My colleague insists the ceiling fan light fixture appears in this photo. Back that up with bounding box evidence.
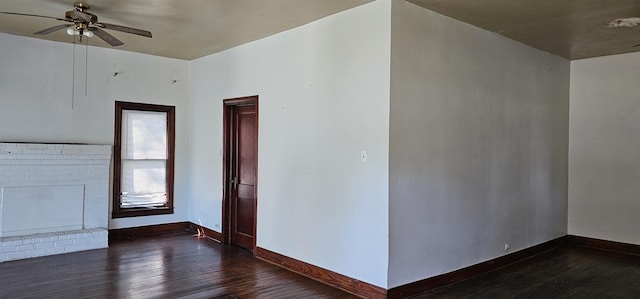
[1,2,151,47]
[66,27,93,38]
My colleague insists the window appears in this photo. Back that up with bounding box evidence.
[113,101,175,218]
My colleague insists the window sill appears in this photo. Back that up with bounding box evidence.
[112,207,174,219]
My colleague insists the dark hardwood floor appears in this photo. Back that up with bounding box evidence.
[412,245,640,298]
[0,233,357,299]
[2,233,640,299]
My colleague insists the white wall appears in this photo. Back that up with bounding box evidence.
[0,33,190,229]
[189,0,391,288]
[569,52,640,245]
[388,0,570,287]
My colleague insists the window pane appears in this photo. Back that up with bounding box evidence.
[122,110,167,160]
[121,160,167,208]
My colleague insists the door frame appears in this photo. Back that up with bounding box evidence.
[222,95,259,251]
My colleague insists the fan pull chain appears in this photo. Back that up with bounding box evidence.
[72,36,76,110]
[85,38,89,97]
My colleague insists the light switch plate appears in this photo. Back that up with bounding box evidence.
[360,151,367,162]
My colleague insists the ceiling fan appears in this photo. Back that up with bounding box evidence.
[0,2,152,46]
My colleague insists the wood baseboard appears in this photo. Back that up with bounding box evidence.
[188,223,223,242]
[109,222,223,244]
[109,222,191,243]
[387,236,567,299]
[255,247,387,299]
[568,235,640,255]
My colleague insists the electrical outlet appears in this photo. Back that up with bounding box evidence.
[504,243,511,251]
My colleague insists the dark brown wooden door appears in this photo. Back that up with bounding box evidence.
[224,97,258,251]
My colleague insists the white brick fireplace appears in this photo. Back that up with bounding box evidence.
[0,143,111,262]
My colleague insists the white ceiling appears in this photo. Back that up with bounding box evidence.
[0,0,373,60]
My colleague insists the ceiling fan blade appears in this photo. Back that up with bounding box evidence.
[90,27,124,46]
[0,11,68,22]
[34,24,74,35]
[96,22,152,38]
